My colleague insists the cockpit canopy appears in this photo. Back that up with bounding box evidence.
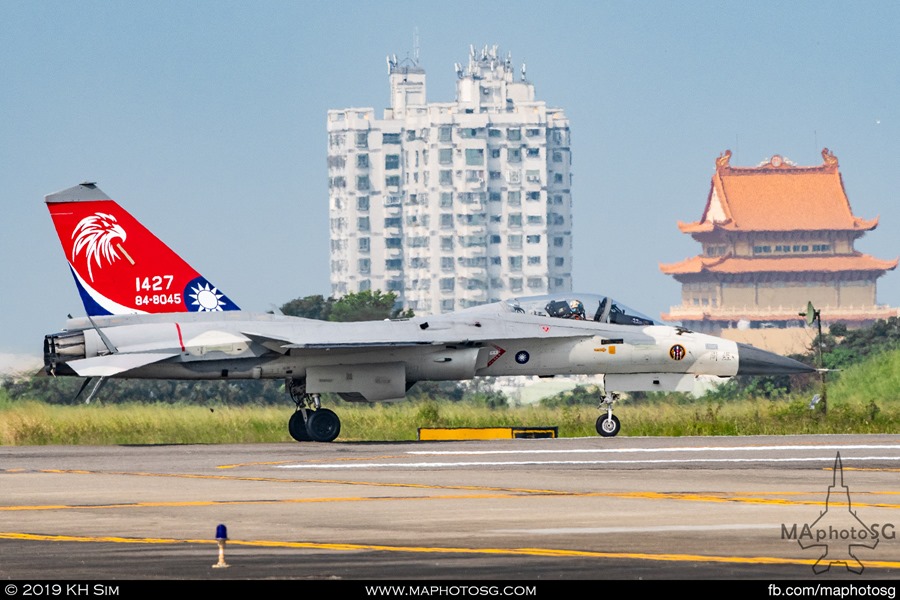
[504,293,658,326]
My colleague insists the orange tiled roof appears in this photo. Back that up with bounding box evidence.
[660,253,898,276]
[678,149,879,234]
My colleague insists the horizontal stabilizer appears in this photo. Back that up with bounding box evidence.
[66,352,179,377]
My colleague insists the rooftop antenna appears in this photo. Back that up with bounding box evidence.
[413,26,420,65]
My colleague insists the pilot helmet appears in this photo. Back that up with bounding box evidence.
[569,299,585,317]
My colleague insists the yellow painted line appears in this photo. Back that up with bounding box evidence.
[0,493,526,512]
[5,468,575,495]
[1,532,898,569]
[6,470,898,510]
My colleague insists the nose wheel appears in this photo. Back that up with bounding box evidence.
[596,393,621,437]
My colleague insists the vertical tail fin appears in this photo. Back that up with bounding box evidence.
[46,183,239,316]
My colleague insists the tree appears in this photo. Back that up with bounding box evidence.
[279,295,333,320]
[327,290,413,322]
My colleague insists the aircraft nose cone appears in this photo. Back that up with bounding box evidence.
[736,343,817,375]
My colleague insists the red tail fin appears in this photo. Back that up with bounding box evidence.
[46,183,239,316]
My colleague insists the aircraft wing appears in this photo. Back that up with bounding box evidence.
[64,352,180,377]
[242,320,597,355]
[242,331,437,354]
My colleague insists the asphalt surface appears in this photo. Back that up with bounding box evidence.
[1,434,899,584]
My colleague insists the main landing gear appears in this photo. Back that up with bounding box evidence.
[287,379,341,443]
[596,392,621,437]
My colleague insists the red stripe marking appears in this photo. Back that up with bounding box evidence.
[175,322,185,352]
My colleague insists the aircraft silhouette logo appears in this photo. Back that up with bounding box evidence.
[796,453,879,574]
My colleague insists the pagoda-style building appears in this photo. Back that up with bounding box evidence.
[660,148,897,351]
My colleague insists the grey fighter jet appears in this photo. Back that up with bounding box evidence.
[42,183,815,441]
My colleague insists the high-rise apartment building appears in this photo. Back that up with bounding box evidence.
[327,45,573,314]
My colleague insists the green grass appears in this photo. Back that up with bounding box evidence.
[2,347,898,445]
[1,394,898,445]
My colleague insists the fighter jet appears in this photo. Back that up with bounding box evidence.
[42,183,816,442]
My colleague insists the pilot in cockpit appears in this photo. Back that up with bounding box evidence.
[568,299,586,320]
[545,299,586,320]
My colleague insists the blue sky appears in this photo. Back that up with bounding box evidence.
[2,1,898,357]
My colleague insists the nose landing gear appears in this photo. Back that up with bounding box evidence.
[596,392,621,437]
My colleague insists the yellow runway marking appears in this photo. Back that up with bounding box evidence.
[4,469,900,511]
[1,532,898,569]
[0,493,527,512]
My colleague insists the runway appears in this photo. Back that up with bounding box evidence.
[1,434,899,581]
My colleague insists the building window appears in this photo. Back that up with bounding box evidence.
[488,128,502,138]
[508,191,521,205]
[527,277,543,288]
[527,215,544,225]
[526,128,541,137]
[507,129,521,141]
[439,148,453,164]
[440,192,453,208]
[441,257,454,271]
[386,279,403,291]
[440,170,453,185]
[385,154,400,169]
[527,256,542,266]
[510,277,523,292]
[355,132,368,148]
[386,175,400,187]
[552,151,563,162]
[356,175,370,191]
[465,149,484,165]
[526,148,540,158]
[509,256,523,271]
[508,234,523,249]
[554,257,564,267]
[440,277,455,292]
[441,236,454,251]
[441,299,455,311]
[526,235,541,244]
[490,256,501,266]
[386,259,402,271]
[554,237,564,247]
[357,217,370,231]
[356,196,369,211]
[489,191,501,202]
[382,133,400,144]
[358,258,370,274]
[490,234,501,244]
[490,148,500,159]
[439,126,452,142]
[385,237,402,248]
[358,237,370,252]
[384,217,402,229]
[356,154,369,168]
[440,213,453,229]
[526,191,541,201]
[359,279,371,292]
[508,148,522,163]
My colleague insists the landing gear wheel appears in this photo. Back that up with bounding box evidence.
[306,408,341,443]
[596,414,621,437]
[289,410,311,442]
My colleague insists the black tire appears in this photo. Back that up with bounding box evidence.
[596,414,621,437]
[289,410,311,442]
[306,408,341,442]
